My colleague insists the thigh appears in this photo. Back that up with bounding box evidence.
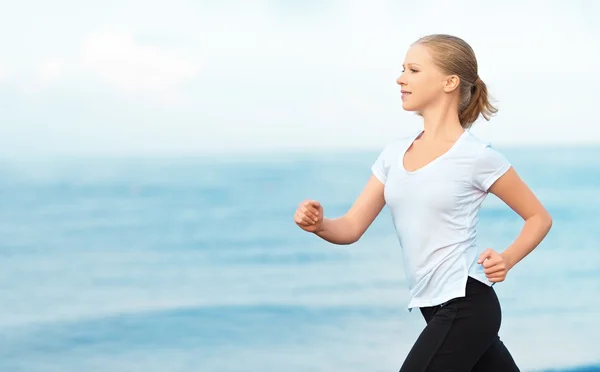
[471,336,520,372]
[426,302,499,372]
[399,304,462,372]
[399,305,495,371]
[400,278,503,372]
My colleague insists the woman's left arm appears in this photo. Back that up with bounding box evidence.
[485,166,553,272]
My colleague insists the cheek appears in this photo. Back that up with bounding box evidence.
[402,77,438,110]
[415,76,440,98]
[407,74,424,92]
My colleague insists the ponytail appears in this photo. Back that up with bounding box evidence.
[459,77,498,129]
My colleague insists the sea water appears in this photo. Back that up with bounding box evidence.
[0,145,598,371]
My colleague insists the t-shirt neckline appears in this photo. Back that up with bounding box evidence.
[400,129,468,174]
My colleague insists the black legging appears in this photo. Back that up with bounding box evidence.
[399,276,520,371]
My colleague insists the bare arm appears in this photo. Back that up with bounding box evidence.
[488,167,553,270]
[314,175,386,245]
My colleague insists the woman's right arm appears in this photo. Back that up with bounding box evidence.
[314,175,386,245]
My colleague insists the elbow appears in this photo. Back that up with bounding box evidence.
[341,215,363,245]
[545,213,553,232]
[540,210,553,234]
[347,232,362,245]
[341,229,361,246]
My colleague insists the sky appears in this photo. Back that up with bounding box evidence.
[1,0,599,158]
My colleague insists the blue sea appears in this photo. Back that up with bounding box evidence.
[0,145,599,372]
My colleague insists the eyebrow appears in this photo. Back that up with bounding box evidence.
[402,63,421,68]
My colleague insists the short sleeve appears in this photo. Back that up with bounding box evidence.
[472,145,511,192]
[371,144,390,184]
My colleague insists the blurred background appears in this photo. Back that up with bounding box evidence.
[1,0,599,371]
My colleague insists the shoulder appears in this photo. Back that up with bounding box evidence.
[457,131,509,163]
[461,131,512,191]
[460,131,499,155]
[371,131,418,183]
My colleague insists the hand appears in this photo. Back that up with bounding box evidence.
[477,248,512,283]
[294,199,323,233]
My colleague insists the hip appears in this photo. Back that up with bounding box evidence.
[419,276,502,333]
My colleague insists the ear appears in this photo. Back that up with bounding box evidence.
[443,75,460,93]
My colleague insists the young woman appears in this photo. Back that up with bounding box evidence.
[293,34,552,371]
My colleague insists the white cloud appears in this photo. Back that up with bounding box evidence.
[0,0,599,157]
[79,29,201,105]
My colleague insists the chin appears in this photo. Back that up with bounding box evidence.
[402,101,420,112]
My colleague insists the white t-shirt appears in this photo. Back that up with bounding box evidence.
[371,129,512,310]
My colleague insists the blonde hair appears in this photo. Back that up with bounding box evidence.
[414,34,498,128]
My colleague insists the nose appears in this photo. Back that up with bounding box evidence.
[396,73,406,86]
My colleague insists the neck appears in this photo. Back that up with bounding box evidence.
[419,100,464,142]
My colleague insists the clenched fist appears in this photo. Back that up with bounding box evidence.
[477,248,513,283]
[294,199,324,233]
